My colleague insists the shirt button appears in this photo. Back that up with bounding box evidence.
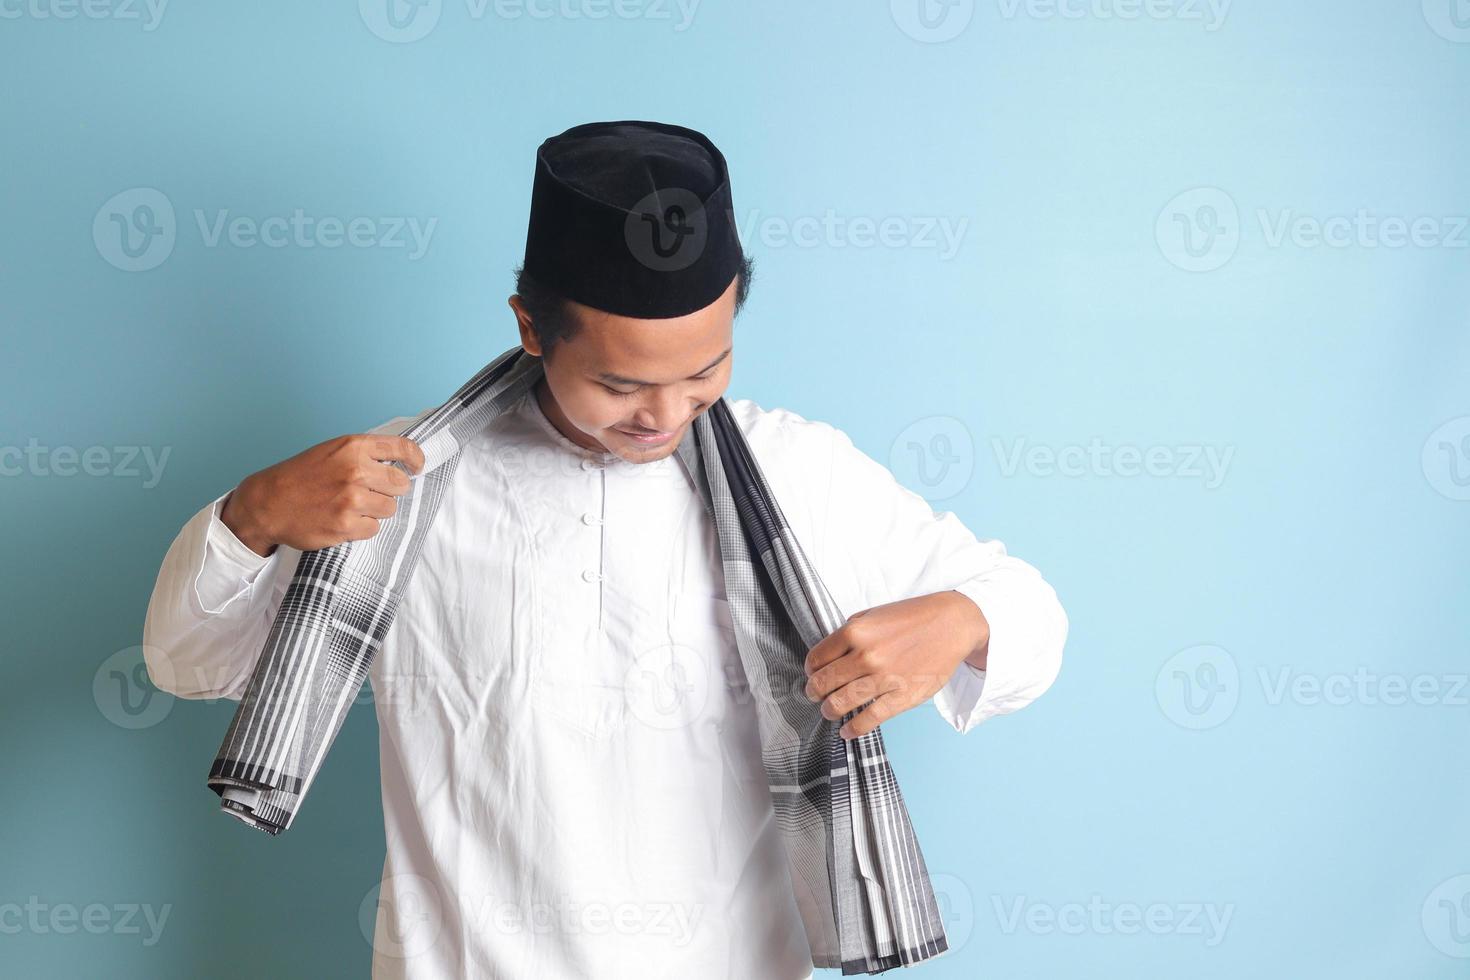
[581,458,601,471]
[581,569,602,583]
[581,513,602,526]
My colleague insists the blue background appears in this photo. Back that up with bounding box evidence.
[3,1,1468,976]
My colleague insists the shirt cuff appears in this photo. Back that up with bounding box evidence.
[931,576,1064,735]
[194,488,275,615]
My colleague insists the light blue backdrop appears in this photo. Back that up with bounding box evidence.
[2,1,1467,977]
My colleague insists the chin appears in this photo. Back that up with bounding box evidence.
[611,428,684,460]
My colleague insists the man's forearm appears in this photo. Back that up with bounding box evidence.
[945,589,990,671]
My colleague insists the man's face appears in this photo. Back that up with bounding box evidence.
[512,276,736,464]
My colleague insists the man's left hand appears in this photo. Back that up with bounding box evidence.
[803,590,990,740]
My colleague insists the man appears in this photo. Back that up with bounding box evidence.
[143,120,1067,979]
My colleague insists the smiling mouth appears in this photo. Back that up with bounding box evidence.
[616,426,676,443]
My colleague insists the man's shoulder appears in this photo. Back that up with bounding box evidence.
[723,397,856,475]
[366,406,436,438]
[725,396,843,444]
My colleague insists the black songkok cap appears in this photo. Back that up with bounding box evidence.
[521,120,744,319]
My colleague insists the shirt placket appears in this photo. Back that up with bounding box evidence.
[579,455,607,631]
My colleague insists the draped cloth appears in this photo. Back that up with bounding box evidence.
[205,344,949,974]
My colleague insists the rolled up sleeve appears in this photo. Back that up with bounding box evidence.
[816,424,1068,735]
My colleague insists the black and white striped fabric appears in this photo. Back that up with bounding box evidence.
[207,344,949,974]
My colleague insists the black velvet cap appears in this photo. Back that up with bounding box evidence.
[521,120,744,319]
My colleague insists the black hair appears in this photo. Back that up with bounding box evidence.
[513,253,756,359]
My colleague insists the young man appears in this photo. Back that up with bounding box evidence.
[143,120,1067,979]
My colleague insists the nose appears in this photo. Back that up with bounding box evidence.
[630,387,699,433]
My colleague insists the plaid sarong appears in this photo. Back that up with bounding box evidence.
[206,344,949,974]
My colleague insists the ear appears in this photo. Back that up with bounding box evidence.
[508,295,541,357]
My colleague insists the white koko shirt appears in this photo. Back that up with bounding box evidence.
[143,386,1068,980]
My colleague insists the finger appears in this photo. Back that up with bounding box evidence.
[355,488,399,520]
[818,671,905,724]
[359,457,414,497]
[804,647,867,704]
[804,626,855,678]
[839,689,911,739]
[343,515,383,542]
[364,435,426,476]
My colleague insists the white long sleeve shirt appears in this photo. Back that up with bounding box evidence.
[142,386,1067,980]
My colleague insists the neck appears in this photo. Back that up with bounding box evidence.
[533,376,610,455]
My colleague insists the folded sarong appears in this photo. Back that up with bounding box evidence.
[206,344,948,974]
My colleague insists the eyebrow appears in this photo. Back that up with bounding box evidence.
[595,347,732,386]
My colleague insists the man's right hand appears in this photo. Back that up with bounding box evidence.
[220,434,427,558]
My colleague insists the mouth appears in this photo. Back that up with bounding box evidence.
[614,426,677,446]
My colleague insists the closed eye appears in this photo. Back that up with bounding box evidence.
[602,370,717,397]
